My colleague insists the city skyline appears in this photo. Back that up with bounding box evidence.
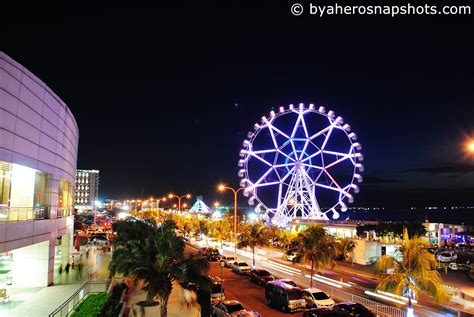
[2,3,473,207]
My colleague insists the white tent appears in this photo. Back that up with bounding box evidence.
[189,196,211,214]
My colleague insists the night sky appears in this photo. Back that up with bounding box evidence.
[2,2,474,209]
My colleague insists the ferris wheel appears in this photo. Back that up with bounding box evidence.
[238,103,364,226]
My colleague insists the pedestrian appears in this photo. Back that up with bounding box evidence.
[77,262,84,281]
[65,262,70,274]
[72,259,75,270]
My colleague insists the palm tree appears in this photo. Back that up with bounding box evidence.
[294,224,335,288]
[109,220,210,317]
[193,217,209,238]
[375,228,448,309]
[335,238,356,263]
[265,225,281,244]
[237,222,269,266]
[208,219,231,251]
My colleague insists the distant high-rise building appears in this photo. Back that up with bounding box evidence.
[74,169,100,211]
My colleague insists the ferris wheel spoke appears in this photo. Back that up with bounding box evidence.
[248,149,278,155]
[251,166,277,188]
[321,121,335,150]
[280,165,296,183]
[266,124,279,149]
[300,112,310,138]
[266,121,291,140]
[251,181,281,189]
[324,154,357,169]
[273,163,297,169]
[323,169,342,190]
[301,163,324,171]
[309,119,336,141]
[314,182,351,198]
[298,139,310,161]
[247,151,273,167]
[277,149,296,162]
[300,149,322,163]
[322,150,357,157]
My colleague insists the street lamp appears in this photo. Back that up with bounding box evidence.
[468,141,474,153]
[218,184,245,255]
[168,193,191,211]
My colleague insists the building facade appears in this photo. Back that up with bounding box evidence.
[74,169,99,211]
[0,51,79,286]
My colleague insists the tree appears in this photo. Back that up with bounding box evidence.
[335,238,356,263]
[294,224,335,288]
[193,217,209,237]
[375,228,448,308]
[208,219,231,250]
[108,220,210,317]
[237,222,269,266]
[265,225,281,243]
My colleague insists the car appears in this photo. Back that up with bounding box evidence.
[303,307,340,317]
[276,278,298,287]
[212,300,246,317]
[302,288,335,308]
[437,251,457,263]
[334,302,375,316]
[220,256,236,268]
[232,262,252,275]
[248,269,275,285]
[198,247,209,256]
[211,281,225,304]
[231,310,262,317]
[207,248,221,261]
[265,280,307,312]
[286,252,297,261]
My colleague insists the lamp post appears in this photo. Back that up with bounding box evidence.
[218,184,245,255]
[168,193,191,211]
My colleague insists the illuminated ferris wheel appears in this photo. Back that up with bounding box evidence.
[238,103,364,226]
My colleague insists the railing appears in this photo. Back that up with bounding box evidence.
[49,281,108,317]
[57,207,71,218]
[0,206,49,222]
[310,279,407,317]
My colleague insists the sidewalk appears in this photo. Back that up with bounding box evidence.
[0,245,111,317]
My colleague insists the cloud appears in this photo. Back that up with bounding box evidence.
[404,162,474,175]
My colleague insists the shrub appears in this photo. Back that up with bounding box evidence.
[71,292,111,317]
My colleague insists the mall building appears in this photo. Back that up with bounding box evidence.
[74,169,100,211]
[0,51,78,287]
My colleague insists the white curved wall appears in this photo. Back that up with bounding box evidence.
[0,51,79,286]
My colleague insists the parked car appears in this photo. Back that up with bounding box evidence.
[276,278,298,287]
[212,300,246,317]
[231,310,262,317]
[198,247,210,256]
[207,248,221,261]
[211,281,225,304]
[265,280,307,312]
[334,302,375,316]
[286,252,297,261]
[220,256,236,268]
[248,269,275,285]
[232,262,252,275]
[437,251,457,263]
[303,288,335,308]
[303,307,340,317]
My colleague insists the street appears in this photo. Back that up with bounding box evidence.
[208,260,301,317]
[188,241,464,317]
